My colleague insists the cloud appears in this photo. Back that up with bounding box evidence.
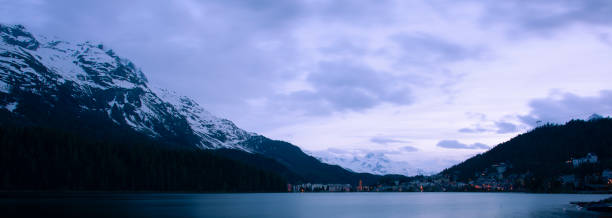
[436,140,489,150]
[458,127,489,133]
[303,0,400,26]
[459,121,519,134]
[326,147,349,154]
[370,136,408,145]
[279,60,414,114]
[519,90,612,126]
[465,112,487,121]
[391,33,484,64]
[477,0,612,35]
[495,121,518,134]
[400,146,419,152]
[275,32,481,115]
[318,39,369,56]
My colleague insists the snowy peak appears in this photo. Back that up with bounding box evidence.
[44,40,148,89]
[0,23,254,151]
[0,24,39,50]
[73,43,148,88]
[1,24,147,91]
[310,150,425,176]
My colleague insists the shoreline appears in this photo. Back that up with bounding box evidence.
[0,190,610,195]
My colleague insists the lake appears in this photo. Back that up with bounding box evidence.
[1,193,610,218]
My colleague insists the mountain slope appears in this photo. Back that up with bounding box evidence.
[0,120,287,192]
[442,118,612,184]
[0,24,380,185]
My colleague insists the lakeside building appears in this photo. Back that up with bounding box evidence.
[572,153,598,168]
[290,183,352,192]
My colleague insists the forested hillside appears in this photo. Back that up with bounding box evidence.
[0,122,287,192]
[442,118,612,191]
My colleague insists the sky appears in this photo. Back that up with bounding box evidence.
[2,0,612,173]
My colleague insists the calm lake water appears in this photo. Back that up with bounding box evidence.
[1,193,611,218]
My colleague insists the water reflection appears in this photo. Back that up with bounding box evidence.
[1,193,609,218]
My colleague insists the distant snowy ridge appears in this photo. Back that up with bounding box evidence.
[308,150,429,176]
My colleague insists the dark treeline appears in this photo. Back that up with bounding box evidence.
[211,149,306,183]
[0,124,287,192]
[442,118,612,191]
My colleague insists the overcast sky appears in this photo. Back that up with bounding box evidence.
[3,0,612,172]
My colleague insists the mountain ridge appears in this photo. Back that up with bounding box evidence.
[309,150,429,176]
[0,23,385,185]
[0,23,261,150]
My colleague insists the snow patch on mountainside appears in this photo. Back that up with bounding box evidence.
[4,102,17,112]
[153,87,256,151]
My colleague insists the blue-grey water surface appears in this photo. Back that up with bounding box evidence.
[1,193,611,218]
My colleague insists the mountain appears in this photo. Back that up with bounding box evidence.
[0,24,253,150]
[0,24,381,185]
[441,118,612,191]
[309,150,427,176]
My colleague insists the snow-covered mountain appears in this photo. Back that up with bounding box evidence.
[0,24,402,182]
[309,150,429,176]
[0,24,255,151]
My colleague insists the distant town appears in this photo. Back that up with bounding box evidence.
[290,153,612,193]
